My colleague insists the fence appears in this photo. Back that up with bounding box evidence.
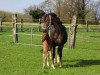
[0,14,100,48]
[85,20,100,32]
[0,18,100,32]
[0,18,3,32]
[12,14,42,46]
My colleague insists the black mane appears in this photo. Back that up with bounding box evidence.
[49,13,66,32]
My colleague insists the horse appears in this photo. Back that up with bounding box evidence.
[42,13,68,68]
[42,30,55,69]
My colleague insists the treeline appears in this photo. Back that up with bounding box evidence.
[0,10,32,22]
[0,0,100,24]
[24,0,100,24]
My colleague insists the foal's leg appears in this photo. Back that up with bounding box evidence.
[48,50,55,69]
[43,50,47,69]
[43,41,48,69]
[47,52,49,67]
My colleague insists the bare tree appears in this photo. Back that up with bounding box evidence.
[85,0,100,21]
[53,0,63,17]
[39,0,54,13]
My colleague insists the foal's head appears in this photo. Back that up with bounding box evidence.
[42,14,51,29]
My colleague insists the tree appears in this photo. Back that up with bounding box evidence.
[67,0,78,48]
[86,0,100,21]
[24,5,45,22]
[39,0,54,13]
[29,9,45,19]
[53,0,62,17]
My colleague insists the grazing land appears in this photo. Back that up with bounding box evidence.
[0,25,100,75]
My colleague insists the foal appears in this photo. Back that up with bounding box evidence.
[42,31,55,69]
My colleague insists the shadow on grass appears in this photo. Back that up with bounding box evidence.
[62,59,100,68]
[90,36,100,38]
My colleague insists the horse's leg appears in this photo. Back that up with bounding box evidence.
[52,45,56,64]
[43,50,47,69]
[57,51,60,63]
[48,50,55,69]
[57,45,63,67]
[42,41,48,69]
[47,52,49,67]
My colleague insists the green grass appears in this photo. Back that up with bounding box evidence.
[0,29,100,75]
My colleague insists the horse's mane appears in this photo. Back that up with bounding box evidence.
[49,13,66,32]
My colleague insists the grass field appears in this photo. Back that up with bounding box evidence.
[0,28,100,75]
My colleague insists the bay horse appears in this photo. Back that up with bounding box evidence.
[42,13,67,68]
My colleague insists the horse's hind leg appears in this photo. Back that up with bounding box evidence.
[57,46,63,67]
[52,45,56,63]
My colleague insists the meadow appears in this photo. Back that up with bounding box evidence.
[0,25,100,75]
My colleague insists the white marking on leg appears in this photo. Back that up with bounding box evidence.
[57,55,60,63]
[51,64,55,69]
[43,63,45,69]
[43,53,46,69]
[54,58,56,63]
[49,51,55,69]
[47,56,49,67]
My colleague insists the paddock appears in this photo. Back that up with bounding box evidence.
[0,29,100,75]
[0,14,100,75]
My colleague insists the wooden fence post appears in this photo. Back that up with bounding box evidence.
[68,26,71,48]
[39,18,41,31]
[86,20,88,32]
[69,15,78,49]
[0,18,3,32]
[12,14,18,43]
[20,18,23,32]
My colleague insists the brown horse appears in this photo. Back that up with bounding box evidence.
[42,13,67,68]
[42,31,55,69]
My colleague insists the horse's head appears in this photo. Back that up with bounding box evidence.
[41,13,65,37]
[42,14,52,30]
[42,13,62,29]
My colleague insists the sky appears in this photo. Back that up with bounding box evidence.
[0,0,99,13]
[0,0,44,13]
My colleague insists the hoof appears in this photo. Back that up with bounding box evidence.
[47,63,49,67]
[51,65,55,69]
[59,65,62,68]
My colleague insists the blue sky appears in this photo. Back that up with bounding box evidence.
[0,0,44,13]
[0,0,99,13]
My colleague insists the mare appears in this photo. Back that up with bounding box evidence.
[42,13,67,68]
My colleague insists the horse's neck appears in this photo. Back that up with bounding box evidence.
[53,23,61,33]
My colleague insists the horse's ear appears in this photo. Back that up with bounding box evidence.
[42,14,48,20]
[40,12,45,18]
